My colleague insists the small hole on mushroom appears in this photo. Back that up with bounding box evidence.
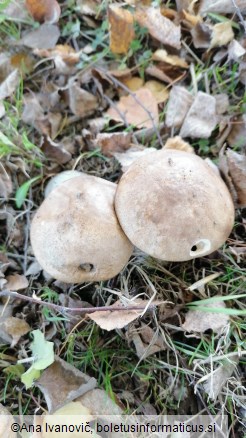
[79,263,94,272]
[190,239,211,257]
[191,245,197,252]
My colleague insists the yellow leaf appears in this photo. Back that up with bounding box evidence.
[152,49,189,68]
[210,22,234,48]
[144,80,169,103]
[108,6,135,54]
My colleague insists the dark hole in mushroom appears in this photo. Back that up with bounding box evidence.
[79,263,94,272]
[191,245,197,252]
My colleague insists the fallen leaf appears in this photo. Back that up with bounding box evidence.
[107,88,159,129]
[152,49,189,68]
[191,22,212,48]
[0,69,19,100]
[21,329,55,389]
[20,24,60,49]
[182,300,229,333]
[135,7,181,49]
[180,91,217,138]
[227,114,246,148]
[145,65,173,84]
[0,168,12,199]
[0,403,16,438]
[93,132,132,156]
[182,9,202,26]
[121,76,144,91]
[188,272,222,293]
[113,146,157,172]
[1,317,30,347]
[25,0,61,23]
[41,136,72,165]
[176,0,200,13]
[203,356,238,400]
[0,304,13,344]
[129,323,166,359]
[199,0,246,14]
[163,136,195,153]
[226,149,246,207]
[87,299,148,331]
[36,356,96,412]
[68,82,98,117]
[228,39,246,61]
[144,80,169,103]
[108,5,135,54]
[215,93,229,114]
[76,0,100,16]
[77,388,123,415]
[5,274,29,291]
[0,101,5,118]
[210,22,234,48]
[165,86,194,128]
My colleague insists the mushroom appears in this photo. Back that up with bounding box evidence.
[44,170,81,198]
[31,174,133,283]
[115,149,235,261]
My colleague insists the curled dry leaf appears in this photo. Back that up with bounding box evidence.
[92,132,132,156]
[41,136,72,165]
[152,49,189,68]
[165,86,194,128]
[108,5,135,54]
[113,146,157,172]
[20,24,60,49]
[0,403,16,438]
[68,82,98,118]
[180,91,217,138]
[0,317,30,347]
[107,88,159,129]
[199,0,246,14]
[210,22,234,49]
[0,69,19,100]
[0,168,12,199]
[182,300,229,333]
[191,22,212,48]
[5,274,28,291]
[163,136,195,153]
[135,7,181,49]
[25,0,61,23]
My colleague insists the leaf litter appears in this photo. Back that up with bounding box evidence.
[0,0,245,433]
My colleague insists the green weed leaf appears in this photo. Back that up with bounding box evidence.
[15,176,40,208]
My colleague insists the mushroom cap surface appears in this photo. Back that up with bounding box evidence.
[44,170,81,198]
[115,149,235,261]
[31,175,133,283]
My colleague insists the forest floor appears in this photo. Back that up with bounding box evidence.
[0,1,246,437]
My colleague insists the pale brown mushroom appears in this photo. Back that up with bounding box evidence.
[31,174,133,283]
[115,149,235,261]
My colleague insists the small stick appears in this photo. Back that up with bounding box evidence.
[0,290,156,315]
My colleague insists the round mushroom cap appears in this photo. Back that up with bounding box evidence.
[115,149,235,261]
[31,174,133,283]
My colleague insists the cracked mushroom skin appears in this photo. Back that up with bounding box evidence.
[115,149,235,261]
[30,175,133,283]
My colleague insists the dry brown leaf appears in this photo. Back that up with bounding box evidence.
[87,299,147,331]
[176,0,200,13]
[68,82,98,118]
[203,356,238,400]
[191,22,212,48]
[182,300,229,333]
[1,317,30,347]
[5,274,28,291]
[210,22,234,48]
[113,146,157,172]
[182,10,202,26]
[145,65,173,84]
[25,0,61,23]
[21,24,60,49]
[0,69,19,100]
[152,49,189,68]
[121,76,144,91]
[226,149,246,207]
[165,86,194,128]
[0,168,12,199]
[135,7,181,48]
[41,136,72,165]
[144,80,169,103]
[199,0,246,14]
[107,88,159,129]
[36,356,97,412]
[180,91,217,138]
[129,323,166,359]
[215,93,229,115]
[0,403,16,438]
[163,136,195,153]
[108,6,135,54]
[93,132,132,156]
[34,45,80,66]
[227,115,246,148]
